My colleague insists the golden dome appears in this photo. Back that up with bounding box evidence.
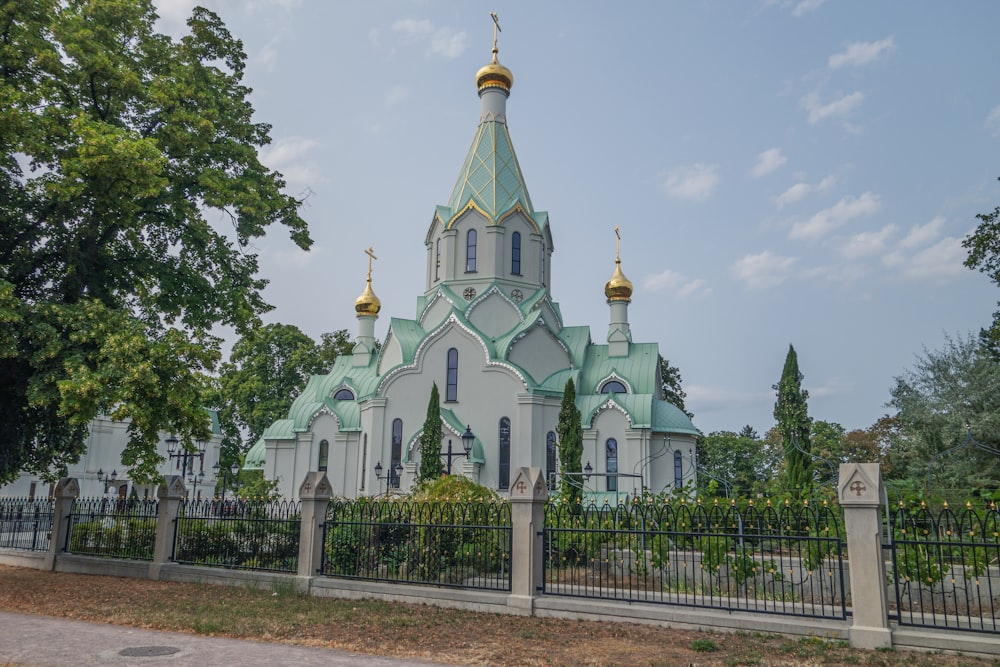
[605,260,633,302]
[476,51,513,93]
[355,278,381,316]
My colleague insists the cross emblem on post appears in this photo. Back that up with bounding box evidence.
[849,480,867,497]
[515,480,527,494]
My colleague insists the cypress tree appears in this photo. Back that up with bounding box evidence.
[556,378,584,506]
[773,344,812,494]
[418,383,444,481]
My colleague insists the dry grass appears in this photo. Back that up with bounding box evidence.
[0,565,995,667]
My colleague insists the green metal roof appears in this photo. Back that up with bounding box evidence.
[445,120,534,225]
[579,342,661,395]
[651,398,700,436]
[575,393,697,436]
[244,438,266,470]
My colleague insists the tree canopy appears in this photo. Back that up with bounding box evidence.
[418,383,443,482]
[0,1,310,482]
[773,344,812,494]
[964,179,1000,345]
[556,378,583,506]
[658,355,691,418]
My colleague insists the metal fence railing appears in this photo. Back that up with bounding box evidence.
[884,501,1000,633]
[172,499,301,573]
[543,498,847,620]
[0,498,55,552]
[65,498,158,560]
[320,499,512,591]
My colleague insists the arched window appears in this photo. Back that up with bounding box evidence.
[498,417,511,490]
[546,431,557,491]
[600,380,627,395]
[391,419,403,489]
[606,438,618,492]
[435,238,441,281]
[446,348,459,401]
[466,229,477,272]
[674,450,684,490]
[318,439,329,472]
[511,231,521,275]
[361,434,367,491]
[333,388,354,400]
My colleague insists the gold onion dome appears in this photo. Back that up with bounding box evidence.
[476,50,513,93]
[355,278,381,315]
[605,260,634,302]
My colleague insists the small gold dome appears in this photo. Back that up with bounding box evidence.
[476,52,513,93]
[605,261,633,302]
[355,279,381,316]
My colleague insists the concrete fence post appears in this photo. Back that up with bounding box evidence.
[47,477,80,570]
[297,472,333,582]
[508,466,547,613]
[838,462,891,650]
[149,476,185,580]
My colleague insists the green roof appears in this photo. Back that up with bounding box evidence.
[576,393,699,436]
[446,120,534,224]
[580,342,661,395]
[244,438,266,470]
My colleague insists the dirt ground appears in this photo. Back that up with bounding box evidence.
[0,566,995,667]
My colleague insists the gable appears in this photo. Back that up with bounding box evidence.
[507,323,572,384]
[468,289,523,338]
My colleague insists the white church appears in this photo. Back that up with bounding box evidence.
[246,32,700,500]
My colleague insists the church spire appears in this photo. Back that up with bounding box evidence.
[605,227,633,356]
[353,246,380,366]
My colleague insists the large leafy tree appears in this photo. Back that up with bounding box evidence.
[214,325,352,462]
[964,180,1000,345]
[696,427,778,497]
[887,333,1000,498]
[773,345,812,494]
[556,378,583,506]
[418,383,443,482]
[0,1,310,483]
[658,355,691,418]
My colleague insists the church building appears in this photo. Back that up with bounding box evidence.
[246,29,700,500]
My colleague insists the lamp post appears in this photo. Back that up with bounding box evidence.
[375,461,404,496]
[442,425,475,474]
[165,436,206,498]
[187,469,205,502]
[583,461,593,481]
[212,460,241,500]
[96,468,117,495]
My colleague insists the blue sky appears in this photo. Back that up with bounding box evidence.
[154,1,1000,436]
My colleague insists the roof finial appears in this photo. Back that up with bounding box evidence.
[614,226,622,264]
[364,245,377,282]
[490,12,501,61]
[355,246,381,315]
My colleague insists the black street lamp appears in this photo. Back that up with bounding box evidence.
[96,468,117,495]
[583,461,594,481]
[165,435,206,482]
[212,460,241,500]
[375,461,404,495]
[442,425,475,474]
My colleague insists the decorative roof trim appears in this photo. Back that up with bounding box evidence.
[507,316,571,359]
[466,285,526,323]
[597,372,632,395]
[307,405,342,431]
[417,289,460,327]
[586,398,634,428]
[444,199,541,234]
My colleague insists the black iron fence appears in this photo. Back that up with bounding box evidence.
[885,501,1000,633]
[65,498,158,560]
[172,499,301,572]
[0,497,54,552]
[543,498,847,620]
[320,499,512,591]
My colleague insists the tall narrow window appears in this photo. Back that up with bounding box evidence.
[318,439,329,472]
[446,348,459,401]
[546,431,557,491]
[466,229,477,272]
[511,231,521,275]
[391,419,403,489]
[361,434,367,491]
[541,242,546,286]
[498,417,511,490]
[435,238,441,280]
[674,450,684,490]
[606,438,618,492]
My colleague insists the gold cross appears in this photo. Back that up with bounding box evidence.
[364,246,377,281]
[490,12,501,56]
[614,226,622,262]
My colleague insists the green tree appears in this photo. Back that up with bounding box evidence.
[556,378,584,506]
[214,324,352,465]
[0,1,310,483]
[963,180,1000,345]
[418,383,443,482]
[658,355,691,418]
[773,344,812,494]
[809,420,847,486]
[887,333,1000,498]
[697,428,774,497]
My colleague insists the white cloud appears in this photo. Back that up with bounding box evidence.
[800,91,864,124]
[259,136,323,194]
[828,37,895,69]
[986,105,1000,137]
[385,85,411,106]
[730,251,799,289]
[792,0,826,16]
[895,237,968,280]
[751,148,787,178]
[901,216,946,249]
[839,224,898,259]
[642,270,711,299]
[776,174,835,208]
[662,163,719,202]
[390,19,467,59]
[789,191,880,241]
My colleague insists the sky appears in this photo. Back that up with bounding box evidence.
[153,0,1000,437]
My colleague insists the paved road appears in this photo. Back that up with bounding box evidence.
[0,611,448,666]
